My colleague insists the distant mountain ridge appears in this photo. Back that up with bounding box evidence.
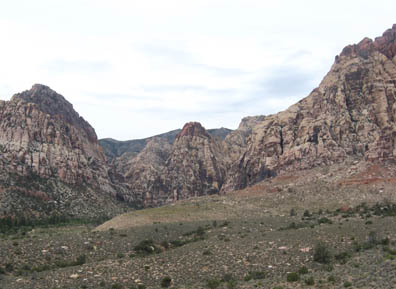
[99,127,232,162]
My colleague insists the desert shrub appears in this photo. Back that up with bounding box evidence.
[170,239,186,247]
[328,275,336,282]
[313,242,332,264]
[160,276,172,288]
[383,246,396,255]
[203,249,212,255]
[134,239,161,255]
[117,253,125,259]
[111,284,122,289]
[5,263,13,272]
[136,284,146,289]
[220,221,230,227]
[303,210,311,217]
[226,280,237,289]
[335,251,351,264]
[160,240,169,249]
[318,217,332,225]
[196,226,205,237]
[298,266,308,275]
[304,276,315,285]
[286,272,299,282]
[245,271,265,280]
[74,254,86,266]
[344,281,352,287]
[207,278,221,289]
[321,264,334,272]
[222,273,234,282]
[381,237,390,246]
[0,266,5,274]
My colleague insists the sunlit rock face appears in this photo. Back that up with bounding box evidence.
[221,24,396,192]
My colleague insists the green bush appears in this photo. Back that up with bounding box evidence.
[134,239,161,255]
[344,281,352,287]
[313,242,332,264]
[207,278,221,289]
[298,266,308,275]
[328,275,336,282]
[286,272,299,282]
[160,276,172,288]
[304,276,315,285]
[318,217,333,224]
[335,251,351,264]
[74,254,86,266]
[244,271,265,280]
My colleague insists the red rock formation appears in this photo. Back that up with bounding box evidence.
[222,24,396,192]
[0,84,126,218]
[176,122,210,139]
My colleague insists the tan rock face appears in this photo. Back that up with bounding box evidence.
[222,25,396,192]
[115,122,227,207]
[0,84,107,185]
[0,84,126,217]
[159,122,226,203]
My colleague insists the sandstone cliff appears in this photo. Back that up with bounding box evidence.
[221,24,396,192]
[0,84,126,218]
[108,122,227,207]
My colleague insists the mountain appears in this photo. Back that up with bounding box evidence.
[99,127,232,163]
[221,24,396,192]
[0,84,127,219]
[1,25,396,218]
[104,122,228,207]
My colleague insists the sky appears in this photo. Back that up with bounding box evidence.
[0,0,395,140]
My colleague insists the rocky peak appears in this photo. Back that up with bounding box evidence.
[339,24,396,61]
[222,25,396,193]
[11,84,97,143]
[176,122,210,139]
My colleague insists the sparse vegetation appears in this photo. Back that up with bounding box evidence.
[2,184,396,288]
[313,242,332,264]
[286,272,299,282]
[160,276,172,288]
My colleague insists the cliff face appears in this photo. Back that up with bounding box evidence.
[158,122,226,204]
[0,84,126,218]
[112,122,227,207]
[221,24,396,192]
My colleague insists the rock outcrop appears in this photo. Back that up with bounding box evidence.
[0,84,126,218]
[157,122,226,204]
[109,122,227,207]
[221,24,396,192]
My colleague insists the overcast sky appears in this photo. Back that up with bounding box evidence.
[0,0,395,140]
